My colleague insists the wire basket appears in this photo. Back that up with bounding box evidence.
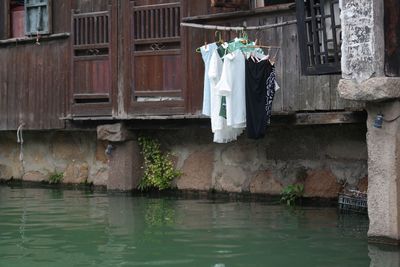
[338,191,367,214]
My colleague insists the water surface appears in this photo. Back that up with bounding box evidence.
[0,186,399,267]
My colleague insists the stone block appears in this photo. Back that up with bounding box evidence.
[0,164,14,179]
[215,166,247,193]
[107,140,142,191]
[96,140,108,163]
[63,161,89,184]
[249,170,283,195]
[177,149,213,190]
[97,123,134,142]
[23,171,48,182]
[51,132,87,161]
[338,78,400,101]
[303,170,342,198]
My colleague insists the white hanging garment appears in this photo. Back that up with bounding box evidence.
[200,43,218,116]
[216,49,247,129]
[208,49,242,143]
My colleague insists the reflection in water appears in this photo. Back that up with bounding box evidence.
[0,186,399,267]
[369,244,400,267]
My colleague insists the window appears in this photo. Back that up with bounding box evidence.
[296,0,341,75]
[0,0,52,39]
[252,0,294,8]
[10,0,25,38]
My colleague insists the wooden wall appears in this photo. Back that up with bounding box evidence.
[0,0,364,131]
[0,40,69,130]
[384,0,400,77]
[183,3,363,114]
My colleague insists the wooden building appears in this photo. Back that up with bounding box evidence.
[0,0,367,131]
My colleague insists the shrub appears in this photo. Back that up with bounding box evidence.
[138,137,181,191]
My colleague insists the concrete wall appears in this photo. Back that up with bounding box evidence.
[0,124,368,197]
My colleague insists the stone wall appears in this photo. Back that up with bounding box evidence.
[340,0,385,83]
[0,131,108,186]
[0,124,368,197]
[143,123,368,197]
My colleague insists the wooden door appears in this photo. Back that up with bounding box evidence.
[128,1,185,115]
[71,7,115,117]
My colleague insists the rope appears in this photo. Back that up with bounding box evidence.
[17,123,24,163]
[180,20,297,31]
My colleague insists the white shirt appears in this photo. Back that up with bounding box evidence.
[208,49,243,143]
[216,49,246,129]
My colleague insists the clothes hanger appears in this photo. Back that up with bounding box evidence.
[196,34,209,53]
[215,30,224,45]
[270,47,281,65]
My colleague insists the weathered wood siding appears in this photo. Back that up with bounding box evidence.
[0,40,69,130]
[0,0,363,131]
[183,3,363,113]
[384,0,400,77]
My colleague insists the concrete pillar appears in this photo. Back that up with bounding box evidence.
[366,101,400,244]
[97,123,143,191]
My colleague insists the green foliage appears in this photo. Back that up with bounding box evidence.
[280,184,304,206]
[48,171,63,184]
[138,137,181,191]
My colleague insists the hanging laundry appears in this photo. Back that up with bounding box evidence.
[198,35,280,143]
[208,49,242,143]
[266,65,277,126]
[216,48,247,129]
[245,58,274,139]
[200,43,218,116]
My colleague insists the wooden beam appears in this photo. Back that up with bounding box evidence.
[293,111,367,125]
[63,111,367,130]
[181,3,295,23]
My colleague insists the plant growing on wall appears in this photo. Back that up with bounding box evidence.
[138,137,181,191]
[48,171,63,184]
[280,184,304,206]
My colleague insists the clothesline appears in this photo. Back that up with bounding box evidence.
[180,20,297,31]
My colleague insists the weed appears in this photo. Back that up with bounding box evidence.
[280,184,304,206]
[48,171,63,184]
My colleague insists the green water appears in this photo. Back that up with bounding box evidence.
[0,186,399,267]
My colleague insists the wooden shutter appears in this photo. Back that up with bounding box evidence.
[129,1,185,115]
[71,9,114,117]
[25,0,52,35]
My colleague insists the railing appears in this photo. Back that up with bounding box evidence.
[73,11,109,49]
[133,2,181,45]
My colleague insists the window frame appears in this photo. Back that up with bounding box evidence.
[0,0,52,40]
[296,0,342,75]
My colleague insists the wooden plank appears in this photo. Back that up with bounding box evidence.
[313,75,331,110]
[0,49,8,130]
[280,14,298,112]
[295,111,367,125]
[0,1,10,39]
[384,0,400,76]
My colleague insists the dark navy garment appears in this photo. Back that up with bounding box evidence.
[245,58,274,139]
